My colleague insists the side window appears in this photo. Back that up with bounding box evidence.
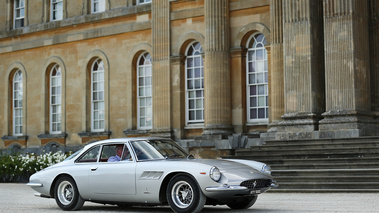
[101,144,131,162]
[77,146,100,163]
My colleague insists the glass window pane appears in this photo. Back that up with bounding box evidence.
[249,74,256,84]
[258,85,265,95]
[189,111,195,120]
[189,91,195,98]
[196,99,202,108]
[187,69,193,78]
[196,90,203,98]
[250,109,257,119]
[256,61,264,73]
[140,108,145,116]
[257,73,264,84]
[146,86,151,96]
[250,86,256,95]
[258,96,265,107]
[258,108,265,118]
[194,57,200,67]
[189,100,194,109]
[196,110,203,120]
[146,97,152,106]
[194,79,201,89]
[250,97,257,107]
[187,80,193,89]
[187,58,193,67]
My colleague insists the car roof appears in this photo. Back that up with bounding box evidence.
[85,137,172,147]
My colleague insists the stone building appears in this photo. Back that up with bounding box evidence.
[0,0,378,157]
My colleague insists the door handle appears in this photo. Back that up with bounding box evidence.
[90,167,98,171]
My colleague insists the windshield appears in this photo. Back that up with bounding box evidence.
[131,139,188,160]
[64,149,83,161]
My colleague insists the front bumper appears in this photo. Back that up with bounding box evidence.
[205,181,279,198]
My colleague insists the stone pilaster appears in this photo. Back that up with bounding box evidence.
[370,0,379,115]
[268,0,285,132]
[275,0,325,140]
[319,0,375,137]
[150,0,173,138]
[203,0,232,137]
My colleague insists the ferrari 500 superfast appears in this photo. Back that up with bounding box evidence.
[27,137,277,213]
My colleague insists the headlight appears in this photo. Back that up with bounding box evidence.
[261,164,271,175]
[210,166,221,182]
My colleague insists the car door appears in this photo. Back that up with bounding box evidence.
[88,143,136,200]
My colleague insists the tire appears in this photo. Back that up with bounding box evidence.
[54,176,85,211]
[226,195,258,210]
[166,174,206,213]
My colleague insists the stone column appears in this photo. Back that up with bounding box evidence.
[268,0,285,132]
[150,0,173,138]
[203,0,232,136]
[319,0,375,137]
[276,0,325,140]
[370,0,379,115]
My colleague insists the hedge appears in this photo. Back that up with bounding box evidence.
[0,151,69,183]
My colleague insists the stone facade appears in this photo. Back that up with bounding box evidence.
[0,0,378,156]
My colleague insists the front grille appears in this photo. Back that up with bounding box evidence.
[240,179,272,189]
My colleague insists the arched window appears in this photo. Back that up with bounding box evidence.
[91,59,105,132]
[247,33,268,123]
[50,65,62,133]
[185,42,204,125]
[13,70,23,136]
[137,52,152,129]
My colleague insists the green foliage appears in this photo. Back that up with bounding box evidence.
[0,151,69,183]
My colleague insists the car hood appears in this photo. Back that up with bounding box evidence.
[185,159,272,182]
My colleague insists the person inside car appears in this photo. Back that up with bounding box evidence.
[108,145,123,162]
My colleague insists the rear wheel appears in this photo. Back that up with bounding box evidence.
[166,174,206,213]
[54,176,85,211]
[226,196,258,209]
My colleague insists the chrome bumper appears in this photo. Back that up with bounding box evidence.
[26,182,43,187]
[205,185,248,192]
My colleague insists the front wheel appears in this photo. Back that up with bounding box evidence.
[54,176,85,211]
[166,174,206,213]
[226,195,258,209]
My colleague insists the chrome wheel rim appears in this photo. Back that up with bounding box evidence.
[57,180,74,205]
[171,180,193,208]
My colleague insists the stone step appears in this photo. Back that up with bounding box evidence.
[263,137,379,146]
[272,168,379,177]
[236,146,379,156]
[274,175,379,183]
[225,137,379,192]
[270,162,379,170]
[234,151,379,160]
[251,141,379,150]
[274,182,379,190]
[271,188,379,192]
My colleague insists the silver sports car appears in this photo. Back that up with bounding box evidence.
[27,137,278,213]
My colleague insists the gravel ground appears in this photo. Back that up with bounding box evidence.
[0,183,378,212]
